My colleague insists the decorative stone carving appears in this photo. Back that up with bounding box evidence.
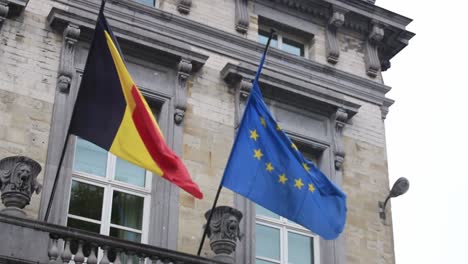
[235,0,249,34]
[333,108,347,171]
[234,77,252,128]
[364,22,384,78]
[177,0,192,15]
[174,58,192,124]
[326,7,347,64]
[0,156,42,217]
[58,24,80,93]
[0,1,8,30]
[205,206,243,263]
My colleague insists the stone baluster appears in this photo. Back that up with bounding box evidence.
[100,246,111,264]
[114,250,123,264]
[87,245,98,264]
[126,251,135,264]
[74,240,85,264]
[61,238,73,264]
[150,256,159,264]
[48,235,60,264]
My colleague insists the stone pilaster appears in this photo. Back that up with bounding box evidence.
[57,24,80,93]
[235,0,249,34]
[177,0,192,15]
[174,58,192,125]
[326,6,347,64]
[364,21,384,77]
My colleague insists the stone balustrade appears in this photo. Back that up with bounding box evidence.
[0,213,226,264]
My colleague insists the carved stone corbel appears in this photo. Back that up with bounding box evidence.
[326,7,347,64]
[174,58,192,125]
[177,0,192,15]
[364,22,384,78]
[333,108,348,171]
[0,1,8,30]
[235,0,249,34]
[234,77,252,128]
[57,24,80,93]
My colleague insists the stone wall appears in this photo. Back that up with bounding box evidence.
[0,0,62,217]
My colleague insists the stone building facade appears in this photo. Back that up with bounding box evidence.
[0,0,413,263]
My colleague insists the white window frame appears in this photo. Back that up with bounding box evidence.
[66,137,152,244]
[255,210,321,264]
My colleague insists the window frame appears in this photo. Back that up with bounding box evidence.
[66,138,153,244]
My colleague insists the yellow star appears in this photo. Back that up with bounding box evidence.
[253,149,263,160]
[250,129,259,141]
[278,173,287,184]
[302,162,310,172]
[266,162,274,173]
[260,117,267,127]
[294,178,304,190]
[308,183,316,192]
[291,143,298,151]
[276,123,282,130]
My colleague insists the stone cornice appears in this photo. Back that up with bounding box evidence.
[48,0,393,110]
[221,62,361,119]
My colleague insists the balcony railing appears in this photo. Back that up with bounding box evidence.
[0,213,224,264]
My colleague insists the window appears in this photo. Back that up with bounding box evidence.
[255,205,319,264]
[134,0,156,7]
[66,137,152,244]
[258,29,305,57]
[255,146,320,264]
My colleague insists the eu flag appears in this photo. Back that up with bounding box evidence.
[221,61,347,240]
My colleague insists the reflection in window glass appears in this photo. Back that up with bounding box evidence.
[258,31,278,48]
[69,181,104,220]
[115,158,146,187]
[110,227,141,242]
[256,224,280,261]
[288,232,314,264]
[256,204,280,219]
[256,259,276,264]
[134,0,155,6]
[111,191,144,230]
[74,138,107,176]
[67,217,101,233]
[282,38,304,57]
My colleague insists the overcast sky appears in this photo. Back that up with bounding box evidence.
[377,0,468,263]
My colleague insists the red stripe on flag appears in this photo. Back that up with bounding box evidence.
[130,85,203,199]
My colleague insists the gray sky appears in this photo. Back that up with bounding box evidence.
[378,0,468,263]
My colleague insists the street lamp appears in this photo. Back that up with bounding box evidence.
[378,177,410,221]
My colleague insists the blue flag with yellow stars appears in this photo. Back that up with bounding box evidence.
[221,55,347,240]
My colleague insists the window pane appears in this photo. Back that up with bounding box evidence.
[67,217,100,233]
[109,227,142,242]
[258,30,278,48]
[115,158,146,187]
[256,259,276,264]
[69,181,104,220]
[282,38,304,57]
[256,224,280,261]
[111,191,144,230]
[256,204,280,219]
[288,232,314,264]
[74,138,107,177]
[134,0,154,6]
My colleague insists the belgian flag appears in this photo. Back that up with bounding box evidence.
[69,4,203,199]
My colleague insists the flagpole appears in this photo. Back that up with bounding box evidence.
[43,0,108,222]
[196,29,276,256]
